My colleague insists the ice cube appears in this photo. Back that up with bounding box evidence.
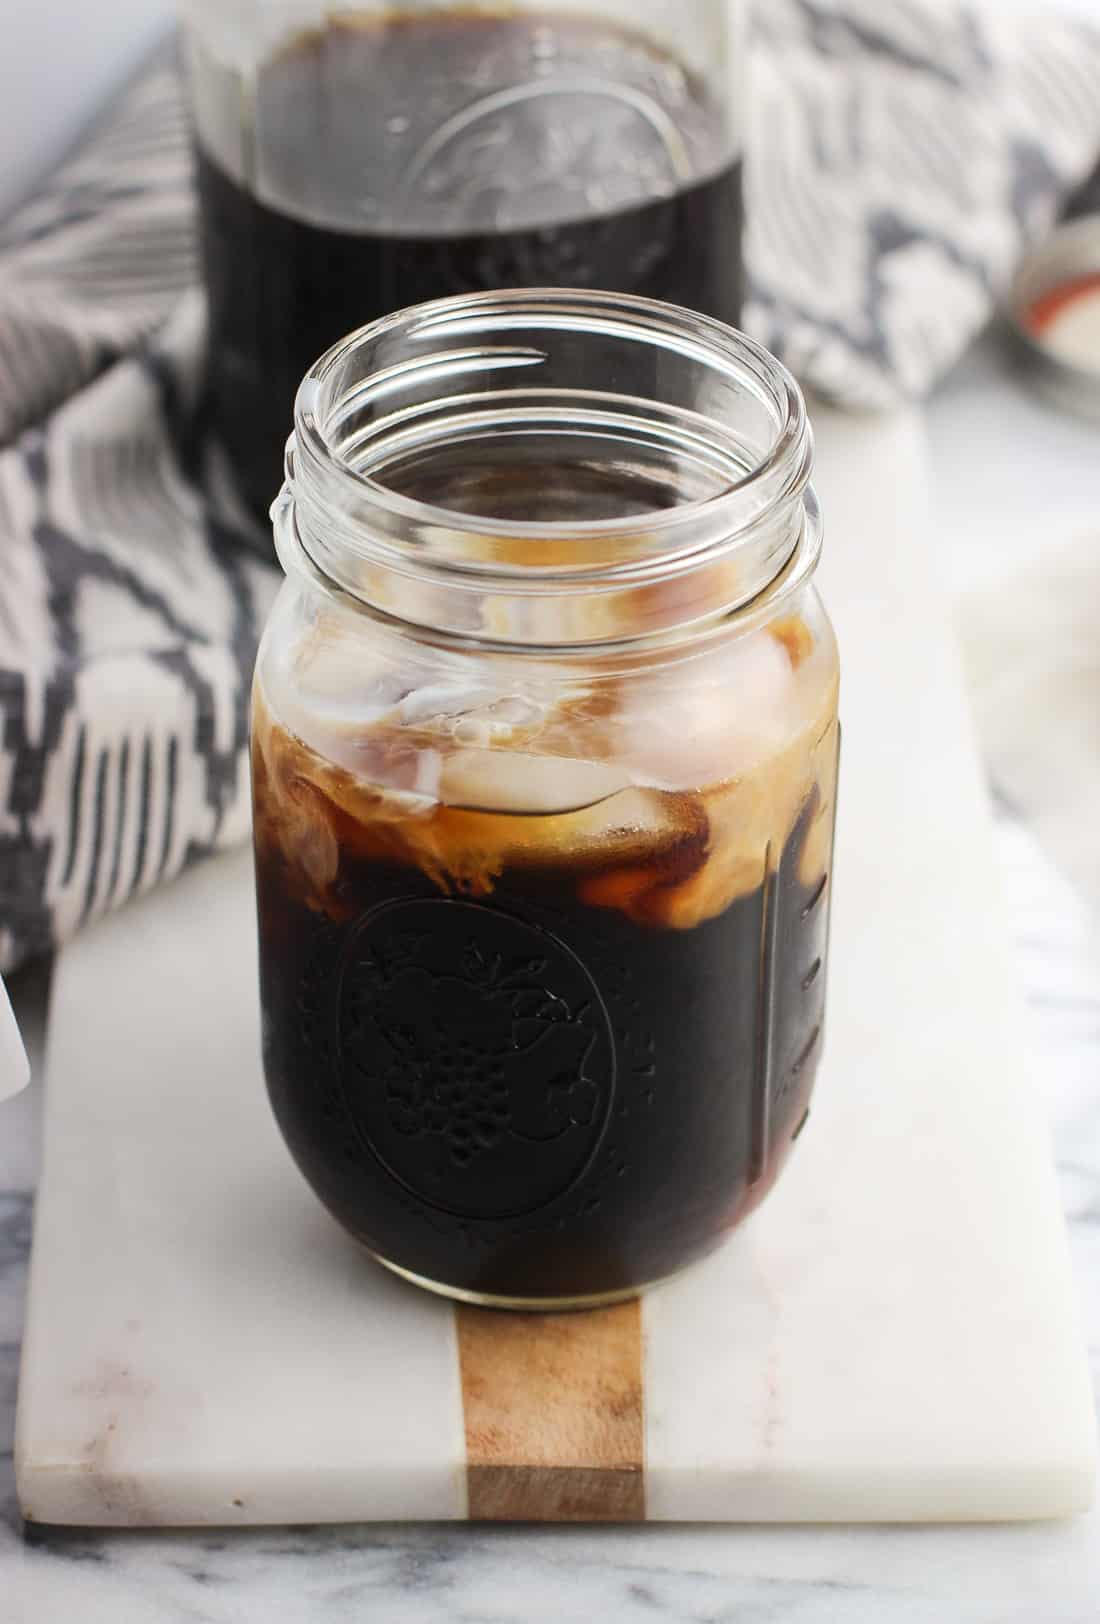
[388,684,500,727]
[439,749,631,814]
[264,619,409,745]
[618,630,795,789]
[385,686,547,745]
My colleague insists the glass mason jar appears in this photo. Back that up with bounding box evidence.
[251,290,839,1310]
[182,0,746,527]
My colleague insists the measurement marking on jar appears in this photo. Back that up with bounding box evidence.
[801,957,823,991]
[791,1025,821,1078]
[750,841,777,1185]
[800,873,828,920]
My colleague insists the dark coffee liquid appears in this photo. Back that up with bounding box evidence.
[253,728,833,1304]
[194,11,743,522]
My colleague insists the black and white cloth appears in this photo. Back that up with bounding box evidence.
[1,0,1099,970]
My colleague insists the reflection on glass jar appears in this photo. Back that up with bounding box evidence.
[251,291,839,1309]
[182,1,745,526]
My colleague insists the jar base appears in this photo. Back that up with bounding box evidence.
[369,1252,669,1311]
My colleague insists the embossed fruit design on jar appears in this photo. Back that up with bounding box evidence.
[251,291,839,1308]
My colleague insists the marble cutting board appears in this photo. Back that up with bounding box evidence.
[14,411,1097,1526]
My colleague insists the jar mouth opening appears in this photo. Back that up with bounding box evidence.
[290,288,811,573]
[279,290,818,649]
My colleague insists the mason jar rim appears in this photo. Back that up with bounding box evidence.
[274,289,821,651]
[288,288,811,560]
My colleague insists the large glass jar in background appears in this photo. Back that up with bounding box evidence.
[181,1,746,528]
[251,291,839,1309]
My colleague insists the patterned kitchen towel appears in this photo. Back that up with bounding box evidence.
[1,1,1100,971]
[748,0,1100,405]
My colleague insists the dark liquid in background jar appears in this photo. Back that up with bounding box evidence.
[193,10,743,523]
[252,471,835,1306]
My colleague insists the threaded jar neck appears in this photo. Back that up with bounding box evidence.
[274,289,819,651]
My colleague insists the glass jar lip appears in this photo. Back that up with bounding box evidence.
[290,287,811,564]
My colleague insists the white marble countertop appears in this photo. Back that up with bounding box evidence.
[4,332,1100,1620]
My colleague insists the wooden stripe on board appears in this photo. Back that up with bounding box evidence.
[456,1300,645,1522]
